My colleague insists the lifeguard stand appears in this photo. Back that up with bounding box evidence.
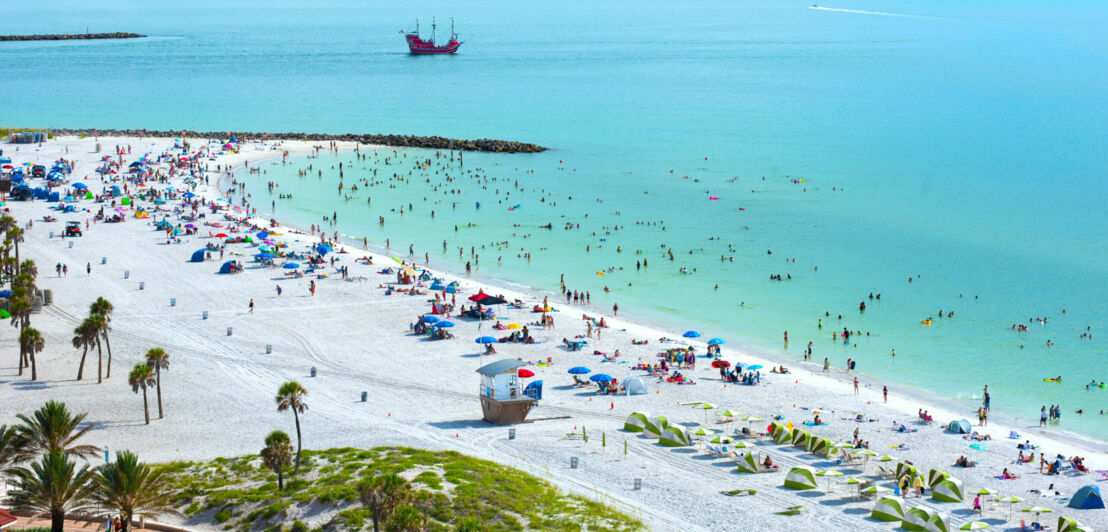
[476,358,538,425]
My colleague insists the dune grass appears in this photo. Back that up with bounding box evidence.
[160,446,642,532]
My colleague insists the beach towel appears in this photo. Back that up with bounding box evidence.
[802,422,826,427]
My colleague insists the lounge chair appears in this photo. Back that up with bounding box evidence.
[876,466,896,479]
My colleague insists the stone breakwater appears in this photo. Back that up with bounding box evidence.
[48,128,548,153]
[0,33,145,41]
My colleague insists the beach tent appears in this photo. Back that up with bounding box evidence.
[925,512,951,532]
[1057,516,1092,532]
[623,412,650,433]
[903,506,939,531]
[928,468,950,488]
[659,426,690,447]
[736,452,759,474]
[773,424,793,444]
[623,376,647,396]
[190,249,206,263]
[1069,486,1104,509]
[806,436,830,456]
[791,428,811,448]
[896,462,919,480]
[871,496,906,522]
[948,420,971,434]
[783,466,818,490]
[523,380,542,400]
[642,416,668,439]
[218,261,237,274]
[931,477,964,503]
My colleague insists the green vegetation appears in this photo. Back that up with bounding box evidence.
[160,446,642,532]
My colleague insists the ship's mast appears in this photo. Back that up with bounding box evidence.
[451,17,456,40]
[415,18,419,36]
[431,17,437,45]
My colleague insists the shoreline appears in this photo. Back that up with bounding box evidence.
[41,129,547,153]
[231,144,1108,460]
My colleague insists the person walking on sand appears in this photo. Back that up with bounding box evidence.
[883,386,888,403]
[249,299,254,314]
[276,284,282,297]
[309,280,316,296]
[822,358,829,372]
[86,262,91,275]
[853,377,859,394]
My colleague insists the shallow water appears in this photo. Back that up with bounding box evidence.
[2,0,1106,439]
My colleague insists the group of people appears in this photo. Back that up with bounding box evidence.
[720,366,760,385]
[1039,404,1063,426]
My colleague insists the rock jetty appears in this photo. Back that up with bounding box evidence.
[47,128,547,153]
[0,33,145,42]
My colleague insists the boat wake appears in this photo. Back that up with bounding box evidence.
[809,5,933,19]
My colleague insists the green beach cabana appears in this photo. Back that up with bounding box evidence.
[1057,516,1092,532]
[896,462,919,480]
[773,423,793,444]
[925,512,952,532]
[623,412,650,433]
[871,495,906,522]
[791,428,811,448]
[928,468,950,488]
[642,416,668,439]
[783,465,818,490]
[736,452,759,474]
[931,477,964,503]
[658,426,690,447]
[903,506,939,531]
[806,435,830,455]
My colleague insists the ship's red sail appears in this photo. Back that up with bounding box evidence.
[403,18,462,54]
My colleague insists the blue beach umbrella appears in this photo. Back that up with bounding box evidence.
[707,338,726,345]
[475,336,497,344]
[444,285,458,293]
[182,192,195,198]
[683,331,701,338]
[255,252,274,259]
[316,244,331,256]
[420,315,440,323]
[256,231,268,239]
[71,182,87,189]
[433,321,455,328]
[430,282,445,290]
[746,364,763,371]
[568,367,591,375]
[282,262,300,269]
[589,374,613,383]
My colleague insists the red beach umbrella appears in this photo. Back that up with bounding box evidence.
[518,368,535,378]
[215,233,228,238]
[711,360,731,368]
[468,291,488,302]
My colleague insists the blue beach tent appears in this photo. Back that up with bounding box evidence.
[948,420,972,434]
[524,380,543,400]
[1070,486,1104,509]
[190,249,206,263]
[219,261,236,274]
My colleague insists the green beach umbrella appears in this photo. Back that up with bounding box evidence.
[709,435,734,444]
[843,477,861,498]
[717,409,741,418]
[731,440,754,448]
[879,454,897,462]
[959,522,989,530]
[693,402,715,423]
[861,485,892,495]
[816,469,844,491]
[740,416,763,422]
[693,427,715,436]
[1022,506,1052,516]
[0,309,9,318]
[995,496,1024,521]
[971,487,997,496]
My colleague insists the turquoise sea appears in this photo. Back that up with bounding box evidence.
[2,0,1106,441]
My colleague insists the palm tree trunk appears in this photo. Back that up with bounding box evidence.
[96,335,103,383]
[293,409,302,475]
[103,332,113,378]
[51,508,63,532]
[16,344,23,376]
[29,349,36,381]
[156,366,164,418]
[278,470,284,491]
[142,386,150,424]
[372,507,380,532]
[77,346,88,380]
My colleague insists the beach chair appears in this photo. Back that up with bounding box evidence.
[721,445,737,459]
[876,465,896,479]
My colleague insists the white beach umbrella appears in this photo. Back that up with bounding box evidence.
[816,469,844,491]
[960,522,989,530]
[995,495,1023,521]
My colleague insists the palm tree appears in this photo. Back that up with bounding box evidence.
[20,259,37,279]
[72,319,97,381]
[93,450,180,531]
[86,314,107,383]
[14,400,99,460]
[7,449,96,532]
[0,424,25,471]
[9,294,30,375]
[384,505,425,532]
[259,430,293,491]
[20,327,44,381]
[275,381,308,474]
[128,364,156,425]
[144,348,169,419]
[90,298,115,379]
[357,473,414,532]
[7,225,23,282]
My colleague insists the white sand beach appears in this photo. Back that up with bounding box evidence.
[1,135,1104,531]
